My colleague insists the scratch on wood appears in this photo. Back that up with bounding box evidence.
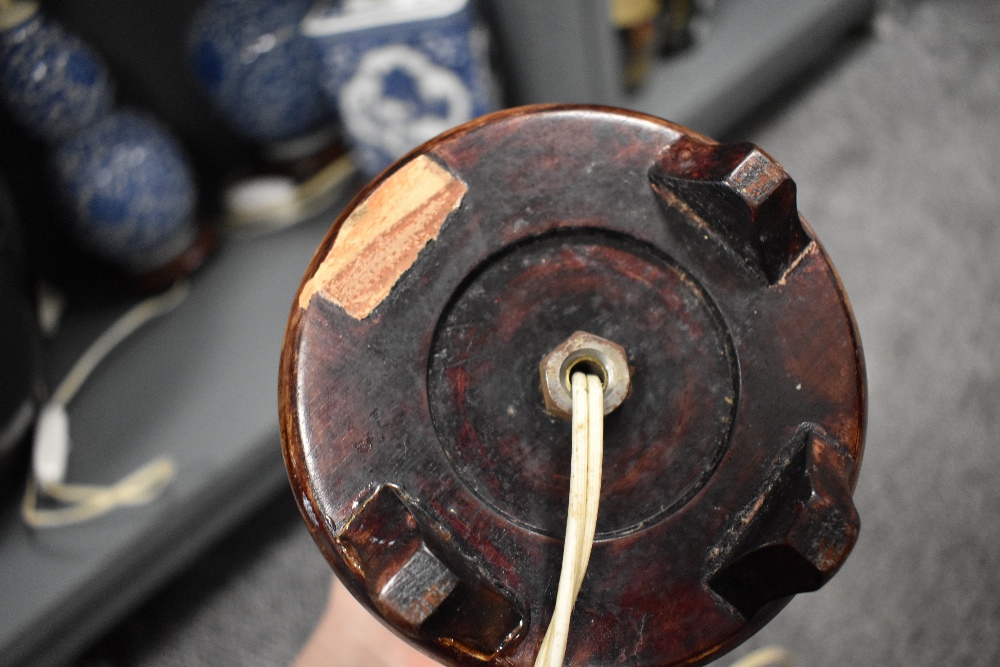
[299,155,467,318]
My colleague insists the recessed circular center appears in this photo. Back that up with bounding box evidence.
[428,231,738,537]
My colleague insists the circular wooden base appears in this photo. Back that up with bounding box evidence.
[280,105,866,667]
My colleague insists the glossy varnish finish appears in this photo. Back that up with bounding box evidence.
[280,105,866,666]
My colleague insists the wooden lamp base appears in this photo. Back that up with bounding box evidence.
[280,105,866,666]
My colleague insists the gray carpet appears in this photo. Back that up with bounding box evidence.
[727,1,1000,664]
[80,0,1000,664]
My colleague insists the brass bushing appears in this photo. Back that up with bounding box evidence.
[539,331,631,420]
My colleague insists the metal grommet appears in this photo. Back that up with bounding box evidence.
[539,330,631,420]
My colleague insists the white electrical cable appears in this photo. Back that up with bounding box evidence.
[534,372,604,667]
[728,647,795,667]
[50,281,190,408]
[22,281,188,528]
[22,458,175,528]
[531,372,793,667]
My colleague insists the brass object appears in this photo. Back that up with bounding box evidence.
[539,331,631,420]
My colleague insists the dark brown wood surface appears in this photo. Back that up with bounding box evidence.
[279,105,866,666]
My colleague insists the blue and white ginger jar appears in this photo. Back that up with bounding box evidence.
[0,2,113,143]
[187,0,334,145]
[303,0,499,177]
[52,110,198,273]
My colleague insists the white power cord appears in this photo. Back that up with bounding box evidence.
[534,371,604,667]
[22,281,187,528]
[531,370,794,667]
[729,647,795,667]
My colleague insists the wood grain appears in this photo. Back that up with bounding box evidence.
[298,155,467,318]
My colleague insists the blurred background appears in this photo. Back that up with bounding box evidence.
[0,0,997,665]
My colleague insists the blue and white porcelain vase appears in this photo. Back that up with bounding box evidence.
[303,0,499,178]
[187,0,335,155]
[0,1,113,143]
[51,110,198,273]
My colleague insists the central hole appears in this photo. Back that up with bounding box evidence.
[564,357,608,390]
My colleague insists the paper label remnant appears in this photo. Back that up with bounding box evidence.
[298,155,467,318]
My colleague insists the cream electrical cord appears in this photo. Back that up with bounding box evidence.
[729,647,794,667]
[532,370,793,667]
[534,371,604,667]
[22,282,186,528]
